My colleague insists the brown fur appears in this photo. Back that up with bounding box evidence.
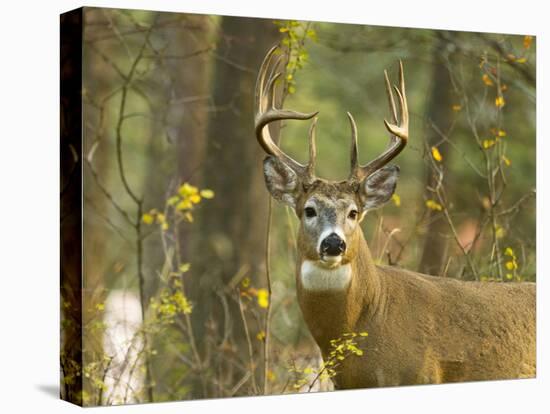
[296,229,536,389]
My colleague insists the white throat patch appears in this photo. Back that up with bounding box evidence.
[300,260,352,292]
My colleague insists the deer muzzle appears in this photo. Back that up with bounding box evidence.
[320,232,347,257]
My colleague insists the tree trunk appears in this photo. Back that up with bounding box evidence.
[418,32,457,275]
[143,13,215,400]
[190,16,279,396]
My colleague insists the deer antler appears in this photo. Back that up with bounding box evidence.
[348,60,408,181]
[255,46,319,180]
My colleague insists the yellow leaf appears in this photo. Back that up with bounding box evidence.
[482,74,493,86]
[179,263,191,273]
[392,194,401,207]
[241,277,250,288]
[483,139,495,149]
[504,247,514,257]
[189,194,201,204]
[497,129,507,137]
[306,29,318,42]
[506,273,514,280]
[523,35,533,49]
[359,332,368,337]
[200,189,215,199]
[479,56,487,68]
[176,199,193,211]
[452,104,462,112]
[425,199,443,211]
[156,213,166,224]
[142,213,154,225]
[495,226,505,239]
[178,183,198,197]
[184,212,194,223]
[516,57,527,64]
[431,146,443,162]
[505,260,517,270]
[502,155,511,166]
[161,221,169,231]
[256,288,269,308]
[95,303,105,311]
[495,96,506,108]
[167,195,179,206]
[256,331,266,341]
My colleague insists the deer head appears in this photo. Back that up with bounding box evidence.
[255,46,408,271]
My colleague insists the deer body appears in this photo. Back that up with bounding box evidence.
[297,229,535,388]
[254,46,536,388]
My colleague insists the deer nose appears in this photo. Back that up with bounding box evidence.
[320,233,346,256]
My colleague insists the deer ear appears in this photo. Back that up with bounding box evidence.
[359,165,399,210]
[263,156,300,208]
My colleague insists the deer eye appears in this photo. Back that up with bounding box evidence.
[304,207,317,218]
[348,210,359,220]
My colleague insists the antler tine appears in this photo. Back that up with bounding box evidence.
[384,69,398,124]
[306,117,318,178]
[255,46,319,177]
[350,60,409,181]
[347,112,359,178]
[254,46,274,113]
[254,46,282,125]
[383,60,408,140]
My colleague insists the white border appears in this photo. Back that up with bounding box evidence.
[0,1,546,413]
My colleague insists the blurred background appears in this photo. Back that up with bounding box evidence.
[62,6,535,406]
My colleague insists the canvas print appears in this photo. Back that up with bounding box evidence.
[60,7,536,406]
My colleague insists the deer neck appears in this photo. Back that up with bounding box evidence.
[296,231,383,351]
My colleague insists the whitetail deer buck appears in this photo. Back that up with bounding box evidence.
[255,47,535,389]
